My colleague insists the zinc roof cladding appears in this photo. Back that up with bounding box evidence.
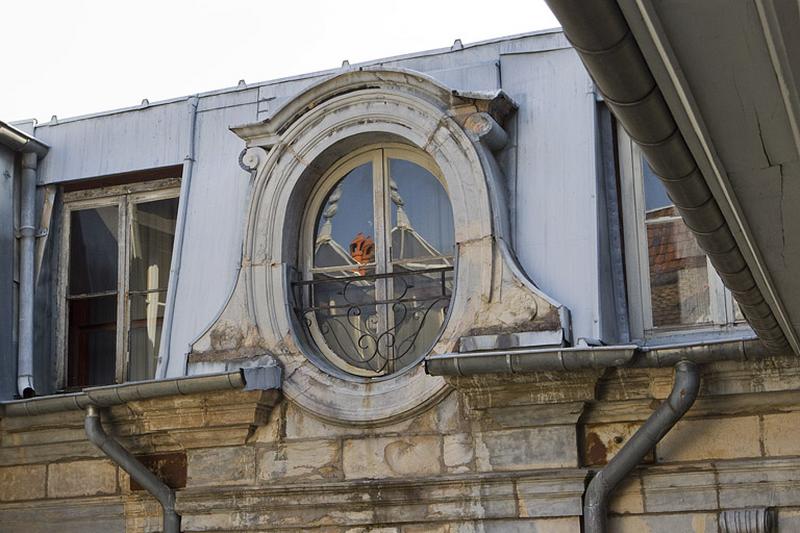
[21,28,564,129]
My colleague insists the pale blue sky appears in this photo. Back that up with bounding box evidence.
[1,0,558,123]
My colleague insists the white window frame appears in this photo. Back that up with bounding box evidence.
[56,177,180,389]
[618,128,748,343]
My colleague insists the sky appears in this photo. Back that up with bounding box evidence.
[1,0,558,124]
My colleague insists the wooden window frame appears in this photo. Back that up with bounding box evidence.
[56,177,180,389]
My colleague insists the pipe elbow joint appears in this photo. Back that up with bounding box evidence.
[670,360,700,411]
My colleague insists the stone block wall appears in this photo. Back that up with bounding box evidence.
[2,358,800,531]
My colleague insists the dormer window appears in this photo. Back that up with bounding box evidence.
[293,144,455,378]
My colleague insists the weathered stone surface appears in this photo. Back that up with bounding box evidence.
[778,509,800,531]
[452,371,601,410]
[582,421,651,466]
[608,512,718,532]
[717,458,800,508]
[283,393,463,442]
[0,464,46,501]
[187,446,256,486]
[642,470,718,512]
[762,412,800,456]
[474,427,577,471]
[0,497,125,533]
[48,459,118,497]
[473,402,585,430]
[443,433,474,473]
[657,416,761,462]
[343,436,442,479]
[0,439,105,466]
[609,473,644,514]
[516,477,585,518]
[258,439,341,481]
[481,517,580,532]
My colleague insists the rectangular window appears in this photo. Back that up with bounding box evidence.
[60,178,179,388]
[618,129,747,341]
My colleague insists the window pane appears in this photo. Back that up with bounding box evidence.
[314,163,375,268]
[644,160,710,327]
[69,206,119,295]
[129,198,178,291]
[67,295,117,387]
[389,158,454,261]
[309,270,383,373]
[390,266,453,370]
[128,291,166,382]
[128,197,178,380]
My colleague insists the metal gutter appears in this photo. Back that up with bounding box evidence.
[0,120,49,158]
[583,360,700,532]
[85,405,181,533]
[0,366,280,417]
[543,0,792,353]
[425,336,767,375]
[157,95,199,379]
[427,345,637,375]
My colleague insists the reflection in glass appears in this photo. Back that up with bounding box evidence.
[128,292,166,381]
[390,266,453,371]
[69,206,119,295]
[389,158,454,262]
[67,206,119,387]
[67,295,117,387]
[313,162,374,269]
[643,160,710,327]
[298,148,455,377]
[127,198,178,380]
[310,270,380,373]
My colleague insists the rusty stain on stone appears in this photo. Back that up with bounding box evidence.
[585,431,609,465]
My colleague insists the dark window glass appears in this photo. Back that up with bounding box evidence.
[67,295,117,387]
[68,206,119,295]
[67,206,119,387]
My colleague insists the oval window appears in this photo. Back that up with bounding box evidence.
[294,145,455,377]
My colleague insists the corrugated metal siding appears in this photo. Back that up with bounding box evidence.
[34,100,189,184]
[0,147,16,399]
[27,31,609,378]
[163,100,260,376]
[500,48,601,341]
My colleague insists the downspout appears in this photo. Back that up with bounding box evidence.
[85,405,180,533]
[17,152,38,397]
[583,360,700,532]
[157,95,200,379]
[0,367,281,533]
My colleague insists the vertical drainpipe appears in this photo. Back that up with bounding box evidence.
[583,360,700,532]
[157,95,199,379]
[85,405,180,532]
[17,152,38,398]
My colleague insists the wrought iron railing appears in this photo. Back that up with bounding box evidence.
[292,266,453,375]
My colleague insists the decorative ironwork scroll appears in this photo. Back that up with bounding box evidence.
[292,266,453,375]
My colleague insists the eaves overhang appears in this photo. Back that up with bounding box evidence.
[0,120,49,158]
[544,0,798,354]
